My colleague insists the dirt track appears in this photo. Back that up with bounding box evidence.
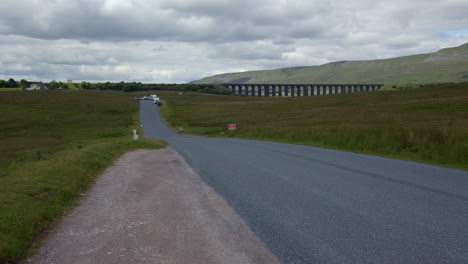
[28,148,280,264]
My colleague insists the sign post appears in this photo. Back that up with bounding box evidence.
[228,124,236,130]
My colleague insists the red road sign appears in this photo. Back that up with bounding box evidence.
[228,124,236,130]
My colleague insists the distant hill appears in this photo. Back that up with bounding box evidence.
[192,43,468,84]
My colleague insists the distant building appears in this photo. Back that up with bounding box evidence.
[25,82,48,91]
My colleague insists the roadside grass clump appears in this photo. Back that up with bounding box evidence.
[156,82,468,169]
[0,90,166,263]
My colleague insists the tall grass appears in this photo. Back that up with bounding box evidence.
[0,90,166,263]
[157,82,468,169]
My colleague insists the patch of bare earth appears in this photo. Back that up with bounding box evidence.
[27,148,280,264]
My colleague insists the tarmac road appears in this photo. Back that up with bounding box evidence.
[140,100,468,264]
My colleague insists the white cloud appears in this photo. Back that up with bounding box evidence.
[0,0,467,83]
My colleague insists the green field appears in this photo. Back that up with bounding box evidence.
[0,90,166,263]
[0,88,22,91]
[158,82,468,170]
[193,43,468,85]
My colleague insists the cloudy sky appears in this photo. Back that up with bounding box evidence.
[1,0,467,83]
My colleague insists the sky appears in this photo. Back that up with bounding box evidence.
[1,0,467,83]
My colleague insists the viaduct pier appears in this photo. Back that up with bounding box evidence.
[222,84,384,97]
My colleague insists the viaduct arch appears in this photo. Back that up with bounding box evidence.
[223,84,384,97]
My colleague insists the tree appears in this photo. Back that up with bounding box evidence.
[80,81,92,89]
[58,81,68,89]
[0,80,5,88]
[7,78,17,88]
[48,80,59,89]
[104,81,111,90]
[20,79,28,88]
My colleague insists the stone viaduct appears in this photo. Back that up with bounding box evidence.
[223,84,384,97]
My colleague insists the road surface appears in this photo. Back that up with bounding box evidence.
[29,149,280,264]
[140,100,468,264]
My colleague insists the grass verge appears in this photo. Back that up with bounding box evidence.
[0,90,166,263]
[156,82,468,170]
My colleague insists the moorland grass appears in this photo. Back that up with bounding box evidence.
[157,82,468,169]
[0,88,22,91]
[0,90,166,263]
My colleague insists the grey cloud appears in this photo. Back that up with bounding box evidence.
[1,1,175,41]
[210,41,295,60]
[1,0,468,83]
[385,34,422,49]
[0,0,337,43]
